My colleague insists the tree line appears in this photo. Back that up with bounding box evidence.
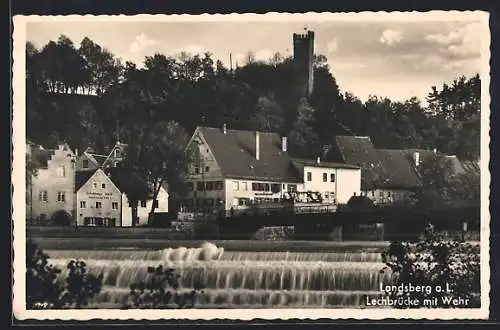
[26,35,481,161]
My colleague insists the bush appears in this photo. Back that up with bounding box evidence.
[123,265,204,309]
[381,224,480,308]
[26,240,103,309]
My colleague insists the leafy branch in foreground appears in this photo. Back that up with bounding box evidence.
[123,265,204,309]
[380,224,480,308]
[26,240,103,309]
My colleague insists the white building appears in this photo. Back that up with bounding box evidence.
[291,158,361,204]
[171,125,362,216]
[75,169,122,227]
[121,184,170,227]
[26,142,77,225]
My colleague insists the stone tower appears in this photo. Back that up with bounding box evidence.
[293,29,315,97]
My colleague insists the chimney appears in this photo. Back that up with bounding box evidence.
[413,151,420,167]
[223,123,227,135]
[75,148,79,157]
[282,136,288,152]
[255,131,260,160]
[317,156,321,164]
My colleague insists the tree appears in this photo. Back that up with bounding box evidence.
[415,153,479,208]
[110,121,192,225]
[26,240,103,309]
[381,224,480,308]
[288,98,318,158]
[247,94,285,133]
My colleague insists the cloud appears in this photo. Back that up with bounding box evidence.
[326,39,339,53]
[424,22,481,58]
[129,33,160,53]
[331,61,367,71]
[254,49,274,62]
[175,44,207,55]
[379,29,403,46]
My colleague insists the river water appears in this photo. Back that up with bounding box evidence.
[47,244,391,308]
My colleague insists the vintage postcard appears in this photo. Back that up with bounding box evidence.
[12,11,491,320]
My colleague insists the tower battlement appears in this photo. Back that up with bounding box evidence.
[293,30,315,40]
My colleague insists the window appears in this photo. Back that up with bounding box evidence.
[271,184,281,193]
[242,181,248,191]
[101,183,106,189]
[371,191,375,197]
[114,149,121,158]
[57,165,66,177]
[140,200,147,208]
[330,173,335,182]
[95,202,102,209]
[196,181,205,191]
[307,172,312,181]
[205,181,214,191]
[39,190,48,202]
[194,166,200,174]
[186,182,194,191]
[80,201,86,208]
[215,181,224,190]
[92,182,97,189]
[82,159,89,169]
[205,166,210,173]
[251,182,271,192]
[323,173,327,182]
[153,200,159,208]
[57,191,66,202]
[112,202,118,210]
[288,184,297,192]
[233,181,239,191]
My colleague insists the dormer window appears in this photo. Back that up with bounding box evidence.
[114,149,121,158]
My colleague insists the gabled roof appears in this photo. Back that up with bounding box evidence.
[86,153,108,166]
[328,136,388,190]
[75,169,98,191]
[196,126,302,183]
[377,149,422,189]
[75,168,121,192]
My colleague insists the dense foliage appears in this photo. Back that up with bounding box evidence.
[381,224,480,308]
[123,265,204,309]
[26,35,481,161]
[26,240,103,309]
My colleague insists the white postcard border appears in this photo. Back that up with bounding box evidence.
[12,11,491,320]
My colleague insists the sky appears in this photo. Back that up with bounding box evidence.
[25,14,486,103]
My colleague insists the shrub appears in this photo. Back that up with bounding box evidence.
[381,224,480,308]
[123,265,204,309]
[26,240,103,309]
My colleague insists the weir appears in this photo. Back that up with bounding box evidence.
[46,244,391,308]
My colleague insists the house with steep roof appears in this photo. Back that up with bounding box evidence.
[75,168,122,227]
[26,142,77,224]
[171,125,362,215]
[75,141,127,172]
[324,135,480,205]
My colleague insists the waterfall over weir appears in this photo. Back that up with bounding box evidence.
[46,243,390,308]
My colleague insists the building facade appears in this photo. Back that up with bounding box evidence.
[293,158,361,205]
[121,185,170,227]
[26,143,76,225]
[75,169,122,227]
[171,126,363,217]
